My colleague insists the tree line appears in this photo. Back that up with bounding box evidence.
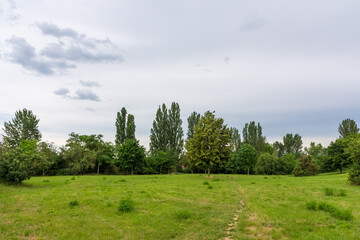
[1,105,360,185]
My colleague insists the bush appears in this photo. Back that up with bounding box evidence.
[69,200,79,207]
[293,155,319,176]
[306,200,317,211]
[203,181,209,185]
[207,185,213,189]
[118,199,134,213]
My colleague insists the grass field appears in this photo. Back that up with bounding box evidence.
[0,173,359,240]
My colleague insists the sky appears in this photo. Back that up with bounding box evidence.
[1,0,360,149]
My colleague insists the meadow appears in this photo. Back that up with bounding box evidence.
[0,173,359,240]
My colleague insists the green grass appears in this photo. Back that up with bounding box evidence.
[0,174,359,239]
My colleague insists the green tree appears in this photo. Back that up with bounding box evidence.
[115,107,127,145]
[125,114,136,140]
[273,141,285,158]
[0,140,39,183]
[187,111,201,140]
[3,109,41,148]
[326,138,352,174]
[117,139,145,175]
[255,153,276,175]
[230,127,241,152]
[227,143,258,174]
[293,155,319,176]
[305,142,327,172]
[150,104,169,153]
[277,153,297,174]
[345,135,360,184]
[283,133,303,158]
[339,119,359,138]
[168,102,184,159]
[242,121,265,153]
[34,142,58,176]
[185,111,231,177]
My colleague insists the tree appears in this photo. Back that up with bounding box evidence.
[150,104,169,153]
[187,111,201,140]
[283,133,303,158]
[227,143,258,174]
[185,111,232,177]
[326,138,352,174]
[230,127,241,152]
[273,141,285,158]
[34,141,58,176]
[255,153,276,175]
[117,139,145,175]
[167,102,184,159]
[3,109,41,148]
[339,119,359,138]
[305,142,327,172]
[345,135,360,184]
[293,155,319,176]
[242,121,265,153]
[115,107,136,145]
[0,140,39,183]
[125,114,136,140]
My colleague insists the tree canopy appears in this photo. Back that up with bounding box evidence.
[242,121,265,153]
[338,118,359,138]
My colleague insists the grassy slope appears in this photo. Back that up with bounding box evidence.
[0,174,359,240]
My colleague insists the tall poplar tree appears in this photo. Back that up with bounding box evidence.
[230,127,241,152]
[126,114,136,140]
[115,107,136,145]
[168,102,184,157]
[150,104,169,153]
[187,111,201,140]
[242,121,265,153]
[338,119,359,138]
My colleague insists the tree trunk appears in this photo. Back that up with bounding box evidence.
[131,167,134,175]
[97,163,100,175]
[207,167,210,177]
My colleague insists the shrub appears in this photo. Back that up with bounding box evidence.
[69,200,79,207]
[306,201,317,211]
[203,181,209,185]
[118,199,134,213]
[174,210,192,220]
[208,185,213,189]
[324,188,334,196]
[293,155,319,176]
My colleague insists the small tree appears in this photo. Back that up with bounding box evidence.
[117,139,145,175]
[293,155,319,176]
[3,109,41,148]
[185,111,231,177]
[227,143,258,174]
[0,140,39,183]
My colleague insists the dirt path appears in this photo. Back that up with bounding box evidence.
[224,199,245,240]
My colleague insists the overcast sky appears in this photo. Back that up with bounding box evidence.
[1,0,360,149]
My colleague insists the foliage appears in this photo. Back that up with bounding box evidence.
[242,121,265,153]
[34,141,58,176]
[3,109,41,148]
[0,140,39,183]
[283,133,303,158]
[255,153,277,175]
[115,107,136,145]
[305,142,327,172]
[326,138,352,174]
[116,139,146,175]
[262,142,274,155]
[167,102,184,158]
[185,111,232,176]
[187,111,201,140]
[273,141,285,158]
[277,153,297,174]
[118,199,134,213]
[150,104,169,153]
[344,135,360,184]
[338,118,359,138]
[293,155,319,176]
[227,143,258,174]
[230,127,241,152]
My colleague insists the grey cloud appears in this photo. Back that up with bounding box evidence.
[85,107,95,112]
[36,22,78,39]
[41,43,122,63]
[80,80,101,87]
[73,89,100,101]
[54,88,70,96]
[240,14,267,32]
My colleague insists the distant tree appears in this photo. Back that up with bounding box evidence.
[283,133,303,158]
[150,104,169,153]
[185,111,232,177]
[338,119,359,138]
[305,142,327,172]
[34,142,58,176]
[255,153,277,175]
[3,109,41,148]
[273,141,285,158]
[230,127,241,152]
[326,138,352,174]
[126,114,136,140]
[293,155,319,176]
[168,102,184,159]
[262,142,274,155]
[345,134,360,184]
[227,143,258,174]
[277,153,297,174]
[187,111,201,140]
[242,121,266,153]
[0,140,39,183]
[115,107,136,145]
[117,139,145,175]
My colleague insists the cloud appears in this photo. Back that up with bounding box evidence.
[85,107,95,112]
[4,36,75,75]
[54,88,70,96]
[73,89,100,101]
[240,13,267,33]
[36,22,78,39]
[80,80,100,87]
[0,0,20,24]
